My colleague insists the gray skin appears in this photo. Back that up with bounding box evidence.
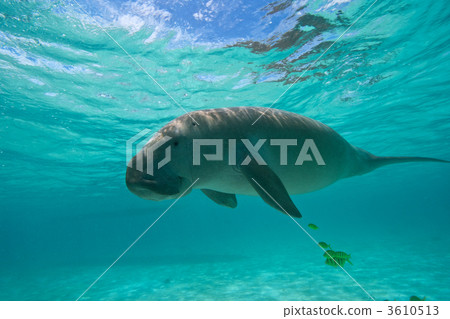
[126,107,448,218]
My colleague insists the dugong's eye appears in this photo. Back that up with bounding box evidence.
[173,141,179,147]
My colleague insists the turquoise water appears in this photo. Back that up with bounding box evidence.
[1,0,449,301]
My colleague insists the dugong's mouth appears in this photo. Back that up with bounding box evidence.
[125,164,190,201]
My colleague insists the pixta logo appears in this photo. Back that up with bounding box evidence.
[127,131,325,176]
[126,129,172,176]
[193,138,325,166]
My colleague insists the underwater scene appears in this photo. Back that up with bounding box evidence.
[0,0,449,301]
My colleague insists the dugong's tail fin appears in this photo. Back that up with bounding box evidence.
[351,147,449,176]
[371,156,450,169]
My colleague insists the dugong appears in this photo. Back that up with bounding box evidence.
[126,107,448,218]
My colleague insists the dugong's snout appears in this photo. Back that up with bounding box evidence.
[126,156,185,201]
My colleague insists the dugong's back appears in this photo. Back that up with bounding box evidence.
[173,107,359,195]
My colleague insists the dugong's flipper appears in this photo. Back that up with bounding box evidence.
[201,189,237,208]
[239,160,302,218]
